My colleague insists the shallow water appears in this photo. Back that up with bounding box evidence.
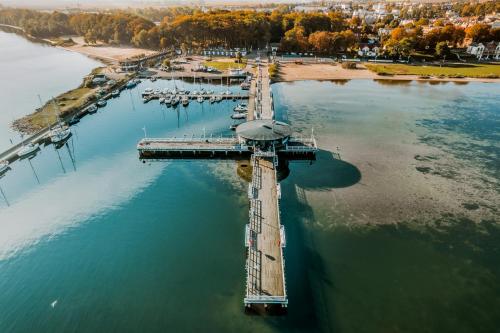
[0,31,101,151]
[0,63,499,332]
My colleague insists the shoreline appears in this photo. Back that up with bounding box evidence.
[275,63,500,84]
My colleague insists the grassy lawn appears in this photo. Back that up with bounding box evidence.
[203,59,247,71]
[365,63,500,78]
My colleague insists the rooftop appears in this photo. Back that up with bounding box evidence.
[236,120,292,142]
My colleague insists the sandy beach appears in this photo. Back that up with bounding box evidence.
[277,62,500,84]
[60,37,156,64]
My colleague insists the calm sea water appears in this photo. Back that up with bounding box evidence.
[0,34,499,333]
[0,31,101,151]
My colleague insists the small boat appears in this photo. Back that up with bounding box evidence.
[162,88,170,94]
[240,82,250,90]
[172,96,180,106]
[67,116,80,125]
[150,76,157,82]
[50,125,71,144]
[206,89,214,95]
[229,124,238,131]
[234,104,248,112]
[159,97,165,104]
[224,90,232,95]
[17,143,39,158]
[87,104,98,113]
[182,96,189,106]
[197,96,204,103]
[125,80,137,89]
[142,88,153,97]
[165,96,173,106]
[231,113,247,119]
[153,88,161,95]
[215,95,222,102]
[96,100,107,107]
[209,96,216,104]
[111,89,120,97]
[0,160,9,174]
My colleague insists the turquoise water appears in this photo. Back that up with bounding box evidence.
[0,31,101,151]
[0,51,499,332]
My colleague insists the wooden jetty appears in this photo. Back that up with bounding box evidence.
[137,61,317,312]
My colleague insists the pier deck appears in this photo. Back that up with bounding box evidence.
[245,156,287,305]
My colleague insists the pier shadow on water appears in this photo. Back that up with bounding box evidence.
[289,149,361,190]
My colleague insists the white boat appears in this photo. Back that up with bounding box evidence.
[162,88,170,94]
[206,89,214,95]
[224,90,232,95]
[172,96,180,106]
[165,96,173,106]
[159,97,165,104]
[231,113,247,119]
[215,95,223,102]
[209,96,216,104]
[153,88,161,95]
[17,143,39,158]
[240,82,250,90]
[97,100,107,107]
[111,89,120,97]
[234,104,248,113]
[197,96,204,103]
[182,96,189,106]
[49,125,71,144]
[142,88,153,96]
[0,161,9,174]
[87,104,97,113]
[191,90,198,96]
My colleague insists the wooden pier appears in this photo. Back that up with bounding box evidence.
[245,155,287,306]
[137,61,317,312]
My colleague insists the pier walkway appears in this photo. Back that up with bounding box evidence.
[245,154,286,305]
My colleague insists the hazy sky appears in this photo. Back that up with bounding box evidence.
[0,0,300,9]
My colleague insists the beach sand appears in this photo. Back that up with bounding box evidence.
[277,62,500,84]
[61,37,156,63]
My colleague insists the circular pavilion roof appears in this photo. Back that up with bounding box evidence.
[236,120,292,141]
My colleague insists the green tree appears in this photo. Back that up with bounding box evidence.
[435,41,450,59]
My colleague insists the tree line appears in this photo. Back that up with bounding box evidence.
[0,6,498,59]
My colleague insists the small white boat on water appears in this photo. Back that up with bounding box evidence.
[231,113,247,119]
[97,100,107,107]
[165,96,173,106]
[182,96,189,106]
[49,125,71,144]
[215,95,223,102]
[142,88,153,96]
[197,96,204,103]
[234,104,248,112]
[17,143,39,158]
[153,88,161,95]
[209,96,216,104]
[87,104,98,114]
[172,96,180,106]
[0,160,9,174]
[111,89,120,97]
[159,97,165,104]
